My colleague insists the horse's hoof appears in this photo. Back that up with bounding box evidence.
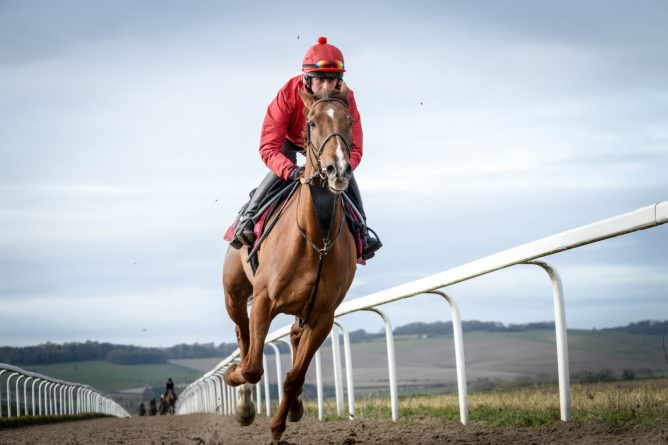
[235,400,256,426]
[288,397,304,422]
[270,423,285,443]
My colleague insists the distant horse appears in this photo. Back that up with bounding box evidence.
[148,398,157,416]
[223,85,357,442]
[164,389,176,415]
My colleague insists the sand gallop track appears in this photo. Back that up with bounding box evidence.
[1,414,666,445]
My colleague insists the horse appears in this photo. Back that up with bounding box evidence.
[222,85,358,442]
[164,389,176,415]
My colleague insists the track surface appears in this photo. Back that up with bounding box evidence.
[0,414,666,444]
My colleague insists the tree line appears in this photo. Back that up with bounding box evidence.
[0,341,239,366]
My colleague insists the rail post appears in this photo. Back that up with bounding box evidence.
[523,260,571,421]
[59,384,66,415]
[6,372,19,417]
[32,378,42,415]
[330,324,344,416]
[334,321,355,419]
[0,370,6,417]
[262,352,271,416]
[15,375,25,416]
[23,376,32,416]
[314,348,324,421]
[0,370,5,417]
[255,375,262,416]
[37,380,48,416]
[268,342,284,404]
[363,307,399,421]
[426,290,469,425]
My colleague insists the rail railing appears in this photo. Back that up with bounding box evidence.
[176,201,667,423]
[0,363,129,418]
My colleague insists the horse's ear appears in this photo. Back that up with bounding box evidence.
[298,86,315,111]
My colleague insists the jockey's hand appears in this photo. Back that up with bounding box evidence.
[289,166,305,181]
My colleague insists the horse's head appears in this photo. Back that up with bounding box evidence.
[299,85,353,193]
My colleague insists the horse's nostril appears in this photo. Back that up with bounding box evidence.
[326,165,336,176]
[345,164,352,176]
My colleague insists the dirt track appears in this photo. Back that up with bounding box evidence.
[1,414,666,445]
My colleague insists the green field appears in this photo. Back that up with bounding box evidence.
[23,361,202,392]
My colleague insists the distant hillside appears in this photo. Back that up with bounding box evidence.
[0,342,172,366]
[390,319,668,337]
[0,341,237,366]
[2,320,665,366]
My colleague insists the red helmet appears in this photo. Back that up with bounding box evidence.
[302,36,345,79]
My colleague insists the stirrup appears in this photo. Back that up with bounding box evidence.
[362,227,382,260]
[232,216,256,248]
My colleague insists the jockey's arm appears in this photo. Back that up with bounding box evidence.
[259,88,296,180]
[347,89,363,171]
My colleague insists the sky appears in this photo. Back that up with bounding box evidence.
[1,1,666,347]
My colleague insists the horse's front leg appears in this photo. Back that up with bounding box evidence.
[270,314,334,443]
[224,293,273,386]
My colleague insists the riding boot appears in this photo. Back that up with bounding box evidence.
[346,175,382,260]
[231,172,286,248]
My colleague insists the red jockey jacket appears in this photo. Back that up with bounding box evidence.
[259,75,363,180]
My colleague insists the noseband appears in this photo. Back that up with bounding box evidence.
[305,97,352,182]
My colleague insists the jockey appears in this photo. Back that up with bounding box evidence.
[231,36,382,260]
[165,377,174,395]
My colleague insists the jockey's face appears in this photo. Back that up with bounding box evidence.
[310,76,341,95]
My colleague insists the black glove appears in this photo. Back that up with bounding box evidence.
[289,166,305,181]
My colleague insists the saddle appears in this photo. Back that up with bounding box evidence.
[224,182,367,274]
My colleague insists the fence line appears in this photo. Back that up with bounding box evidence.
[0,363,129,418]
[176,201,667,423]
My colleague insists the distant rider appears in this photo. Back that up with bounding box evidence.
[165,377,175,398]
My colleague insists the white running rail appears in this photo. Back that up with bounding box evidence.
[176,201,667,424]
[0,363,129,418]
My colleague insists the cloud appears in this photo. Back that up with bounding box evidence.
[1,1,666,347]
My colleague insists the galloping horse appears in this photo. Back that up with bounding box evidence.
[223,85,357,442]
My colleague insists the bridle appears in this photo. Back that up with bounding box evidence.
[304,97,352,183]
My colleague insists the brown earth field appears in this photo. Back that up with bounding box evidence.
[1,414,667,445]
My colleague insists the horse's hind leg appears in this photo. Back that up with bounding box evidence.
[223,246,253,363]
[270,314,334,443]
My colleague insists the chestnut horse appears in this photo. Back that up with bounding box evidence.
[222,85,357,442]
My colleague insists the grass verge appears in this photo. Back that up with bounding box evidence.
[0,413,114,430]
[304,377,668,428]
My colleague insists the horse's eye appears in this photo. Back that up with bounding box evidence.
[309,121,316,128]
